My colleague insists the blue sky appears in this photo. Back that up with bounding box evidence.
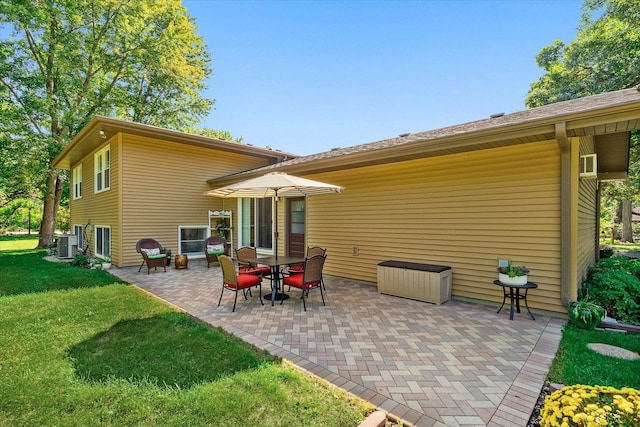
[183,0,584,155]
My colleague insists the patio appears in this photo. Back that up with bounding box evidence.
[110,260,564,427]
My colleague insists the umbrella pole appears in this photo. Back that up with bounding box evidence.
[274,189,278,259]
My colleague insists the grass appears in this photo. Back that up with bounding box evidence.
[547,324,640,389]
[0,233,39,251]
[0,238,372,426]
[599,238,640,253]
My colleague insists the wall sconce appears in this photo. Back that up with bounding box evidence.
[99,130,106,139]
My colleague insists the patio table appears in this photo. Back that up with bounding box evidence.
[493,280,538,320]
[244,256,305,306]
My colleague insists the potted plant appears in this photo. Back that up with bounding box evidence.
[93,259,102,269]
[567,300,606,330]
[101,255,112,270]
[497,265,529,285]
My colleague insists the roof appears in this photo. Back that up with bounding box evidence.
[52,116,297,170]
[208,87,640,185]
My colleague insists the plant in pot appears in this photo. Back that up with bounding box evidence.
[497,265,529,285]
[567,300,606,330]
[101,255,112,270]
[93,259,102,269]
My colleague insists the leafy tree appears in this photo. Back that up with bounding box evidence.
[0,0,214,247]
[526,0,640,242]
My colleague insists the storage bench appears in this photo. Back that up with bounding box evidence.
[377,260,452,305]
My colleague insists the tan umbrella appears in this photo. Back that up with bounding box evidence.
[205,172,343,257]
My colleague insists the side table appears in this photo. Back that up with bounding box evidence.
[493,280,538,320]
[175,254,188,269]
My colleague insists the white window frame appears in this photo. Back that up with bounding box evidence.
[94,145,110,193]
[238,198,273,254]
[72,164,82,199]
[94,225,110,259]
[73,224,83,251]
[178,225,208,258]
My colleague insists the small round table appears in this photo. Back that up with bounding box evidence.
[493,280,538,320]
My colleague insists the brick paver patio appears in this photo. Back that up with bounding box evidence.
[110,260,563,427]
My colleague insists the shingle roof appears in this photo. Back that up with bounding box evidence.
[208,88,640,184]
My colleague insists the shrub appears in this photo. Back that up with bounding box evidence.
[71,253,90,268]
[541,384,640,427]
[581,257,640,325]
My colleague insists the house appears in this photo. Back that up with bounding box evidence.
[52,117,294,268]
[53,88,640,314]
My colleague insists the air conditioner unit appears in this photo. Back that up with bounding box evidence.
[57,235,78,258]
[580,154,597,178]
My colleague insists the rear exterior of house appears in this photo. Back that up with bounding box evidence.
[54,117,289,268]
[54,89,640,314]
[206,88,640,314]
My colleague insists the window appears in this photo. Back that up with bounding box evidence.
[94,145,110,193]
[73,225,83,251]
[95,226,110,258]
[179,226,207,255]
[239,198,273,252]
[72,164,82,199]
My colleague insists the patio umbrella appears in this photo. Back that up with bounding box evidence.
[205,172,343,257]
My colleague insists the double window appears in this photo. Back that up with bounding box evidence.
[95,226,110,258]
[239,198,273,252]
[72,164,82,199]
[94,145,110,193]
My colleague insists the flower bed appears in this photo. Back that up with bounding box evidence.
[541,384,640,427]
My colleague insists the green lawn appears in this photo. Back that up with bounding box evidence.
[546,324,640,388]
[0,239,371,426]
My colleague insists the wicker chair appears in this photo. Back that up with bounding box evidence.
[203,235,227,268]
[218,255,263,312]
[282,255,327,311]
[234,247,271,276]
[286,246,327,289]
[136,238,168,274]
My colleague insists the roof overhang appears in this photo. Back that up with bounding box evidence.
[52,116,295,170]
[208,88,640,186]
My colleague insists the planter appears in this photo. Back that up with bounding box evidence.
[568,301,605,330]
[102,262,112,270]
[498,273,528,285]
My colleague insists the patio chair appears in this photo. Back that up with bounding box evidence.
[286,246,327,289]
[136,238,168,274]
[218,255,263,312]
[203,235,227,268]
[282,255,326,311]
[235,247,271,276]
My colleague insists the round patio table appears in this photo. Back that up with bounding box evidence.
[493,280,537,320]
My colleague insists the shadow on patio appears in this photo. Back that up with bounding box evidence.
[110,260,563,427]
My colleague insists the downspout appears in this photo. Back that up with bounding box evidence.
[556,122,578,306]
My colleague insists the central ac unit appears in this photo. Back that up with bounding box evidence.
[57,235,78,258]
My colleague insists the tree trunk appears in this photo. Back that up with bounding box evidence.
[37,170,63,248]
[621,199,634,242]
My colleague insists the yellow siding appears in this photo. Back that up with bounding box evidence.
[304,141,565,313]
[119,134,269,267]
[577,137,598,284]
[69,135,120,261]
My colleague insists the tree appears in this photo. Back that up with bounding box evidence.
[0,0,213,247]
[525,0,640,242]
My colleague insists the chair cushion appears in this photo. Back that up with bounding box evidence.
[147,254,167,259]
[289,265,304,272]
[283,274,320,289]
[207,244,225,254]
[142,247,160,256]
[227,274,261,290]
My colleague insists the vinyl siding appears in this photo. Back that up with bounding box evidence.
[69,136,119,261]
[119,134,269,267]
[304,141,566,313]
[577,137,598,285]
